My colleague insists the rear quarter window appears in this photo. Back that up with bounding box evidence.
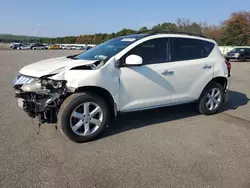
[170,38,215,62]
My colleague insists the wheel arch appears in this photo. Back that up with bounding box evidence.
[75,86,117,117]
[210,77,228,90]
[198,76,228,99]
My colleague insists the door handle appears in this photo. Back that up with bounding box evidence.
[203,65,212,69]
[162,70,174,76]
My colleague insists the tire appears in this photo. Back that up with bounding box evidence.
[58,92,109,143]
[238,56,244,62]
[197,81,224,115]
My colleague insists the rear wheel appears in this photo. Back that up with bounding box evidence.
[197,82,224,115]
[58,92,109,143]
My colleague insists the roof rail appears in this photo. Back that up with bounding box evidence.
[137,30,207,38]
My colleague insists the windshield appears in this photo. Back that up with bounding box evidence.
[232,48,245,52]
[73,34,147,61]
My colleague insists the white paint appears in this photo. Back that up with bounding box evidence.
[17,34,230,114]
[125,54,142,65]
[19,56,97,77]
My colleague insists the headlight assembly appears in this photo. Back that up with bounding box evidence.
[21,81,43,92]
[13,74,36,86]
[41,79,66,89]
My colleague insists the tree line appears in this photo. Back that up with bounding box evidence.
[1,11,249,46]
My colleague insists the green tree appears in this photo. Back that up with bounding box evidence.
[220,11,250,45]
[115,28,136,37]
[139,26,148,33]
[176,18,202,33]
[152,22,178,31]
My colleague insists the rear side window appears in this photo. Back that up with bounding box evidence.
[170,38,214,62]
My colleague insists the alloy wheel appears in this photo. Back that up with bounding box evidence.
[205,88,222,111]
[70,102,103,136]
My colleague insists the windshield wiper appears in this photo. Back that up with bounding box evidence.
[67,54,80,60]
[67,56,76,60]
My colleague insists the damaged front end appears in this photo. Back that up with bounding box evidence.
[13,74,69,124]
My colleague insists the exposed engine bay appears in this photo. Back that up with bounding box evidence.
[13,75,69,124]
[13,58,106,125]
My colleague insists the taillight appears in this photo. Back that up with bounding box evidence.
[225,60,231,77]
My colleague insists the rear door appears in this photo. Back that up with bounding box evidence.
[166,37,215,103]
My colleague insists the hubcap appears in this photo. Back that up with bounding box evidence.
[205,88,222,111]
[70,102,103,136]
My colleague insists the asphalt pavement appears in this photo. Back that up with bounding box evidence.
[0,50,249,188]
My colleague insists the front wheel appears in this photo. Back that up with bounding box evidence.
[58,92,109,143]
[197,82,224,115]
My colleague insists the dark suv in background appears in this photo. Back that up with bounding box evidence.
[225,47,250,61]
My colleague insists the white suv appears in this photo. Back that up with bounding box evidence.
[13,31,231,142]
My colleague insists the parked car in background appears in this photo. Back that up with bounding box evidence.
[44,44,50,49]
[225,47,250,61]
[48,45,60,50]
[85,46,92,50]
[60,45,66,49]
[74,46,85,50]
[30,44,46,50]
[17,44,31,50]
[13,31,231,143]
[11,43,23,49]
[65,45,75,50]
[10,43,21,49]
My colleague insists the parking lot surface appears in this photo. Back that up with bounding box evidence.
[0,50,249,188]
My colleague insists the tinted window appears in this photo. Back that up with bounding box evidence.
[121,38,168,65]
[170,38,214,61]
[232,48,246,53]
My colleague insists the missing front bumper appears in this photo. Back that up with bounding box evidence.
[15,89,63,123]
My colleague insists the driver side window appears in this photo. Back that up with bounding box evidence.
[120,38,169,66]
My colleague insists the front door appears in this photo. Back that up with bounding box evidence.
[118,37,174,112]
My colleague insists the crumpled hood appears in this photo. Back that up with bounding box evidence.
[19,56,97,78]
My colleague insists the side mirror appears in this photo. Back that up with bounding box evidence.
[125,54,143,66]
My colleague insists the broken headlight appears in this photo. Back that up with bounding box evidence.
[41,79,65,90]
